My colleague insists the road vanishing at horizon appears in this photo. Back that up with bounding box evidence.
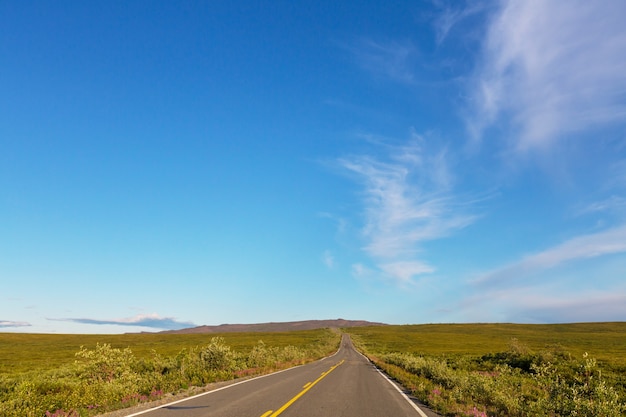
[123,334,440,417]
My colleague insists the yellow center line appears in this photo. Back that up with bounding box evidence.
[261,360,344,417]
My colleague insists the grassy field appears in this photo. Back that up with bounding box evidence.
[345,322,626,417]
[345,322,626,365]
[7,322,622,375]
[2,323,624,416]
[0,328,336,375]
[0,328,341,417]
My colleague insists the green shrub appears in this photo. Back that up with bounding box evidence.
[199,337,235,371]
[532,354,624,417]
[75,343,138,383]
[371,346,625,417]
[0,329,340,417]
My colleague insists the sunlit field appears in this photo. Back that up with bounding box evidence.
[2,323,624,416]
[0,329,340,417]
[0,329,338,374]
[346,323,626,416]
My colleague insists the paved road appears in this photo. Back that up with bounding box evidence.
[126,335,439,417]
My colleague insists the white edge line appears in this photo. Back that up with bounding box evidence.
[124,339,344,417]
[354,348,429,417]
[375,366,429,417]
[124,365,301,417]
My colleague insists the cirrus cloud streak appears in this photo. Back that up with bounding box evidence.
[340,135,476,285]
[473,224,626,286]
[469,0,626,150]
[50,313,195,330]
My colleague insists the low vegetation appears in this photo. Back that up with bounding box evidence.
[346,323,626,417]
[4,323,624,416]
[0,329,340,417]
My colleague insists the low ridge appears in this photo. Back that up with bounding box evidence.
[161,318,386,334]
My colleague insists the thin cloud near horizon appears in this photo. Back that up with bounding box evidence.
[460,288,626,324]
[0,320,31,328]
[472,224,626,287]
[49,314,196,331]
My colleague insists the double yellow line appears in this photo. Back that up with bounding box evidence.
[260,360,344,417]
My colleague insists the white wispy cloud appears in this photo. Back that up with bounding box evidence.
[612,160,626,184]
[379,261,435,284]
[0,320,31,328]
[577,196,626,216]
[341,139,472,259]
[346,38,417,84]
[474,224,626,286]
[340,135,475,285]
[463,288,626,323]
[351,263,374,279]
[322,250,335,269]
[431,0,486,45]
[50,313,195,330]
[469,0,626,150]
[511,291,626,323]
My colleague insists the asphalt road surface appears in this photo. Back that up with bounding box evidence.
[125,334,439,417]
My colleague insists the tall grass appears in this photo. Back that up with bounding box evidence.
[346,323,626,417]
[0,329,340,417]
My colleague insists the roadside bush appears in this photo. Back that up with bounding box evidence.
[199,337,235,371]
[278,344,306,364]
[532,354,624,417]
[75,343,138,383]
[372,341,625,417]
[246,340,306,369]
[0,330,340,417]
[175,337,238,384]
[247,340,272,368]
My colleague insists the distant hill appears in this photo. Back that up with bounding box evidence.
[161,319,386,334]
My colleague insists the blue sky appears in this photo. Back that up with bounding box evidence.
[2,1,626,333]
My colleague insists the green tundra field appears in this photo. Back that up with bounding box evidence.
[346,322,626,417]
[0,328,341,417]
[1,323,625,416]
[346,322,626,365]
[0,328,336,374]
